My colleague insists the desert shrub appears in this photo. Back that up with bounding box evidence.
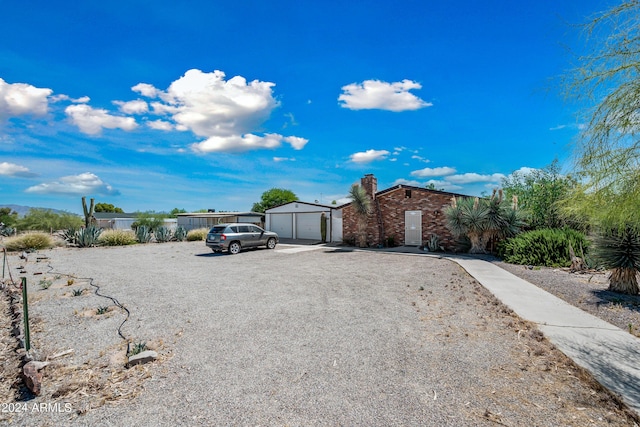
[99,229,137,246]
[154,226,173,243]
[424,234,444,252]
[186,228,208,241]
[16,208,83,231]
[498,228,589,267]
[2,232,54,251]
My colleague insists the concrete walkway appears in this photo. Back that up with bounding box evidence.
[335,245,640,416]
[448,255,640,416]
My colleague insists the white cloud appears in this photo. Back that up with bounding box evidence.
[50,94,90,103]
[65,104,138,135]
[410,166,456,177]
[392,178,423,187]
[0,78,52,120]
[425,179,463,191]
[273,157,295,162]
[446,172,506,184]
[147,119,173,131]
[0,162,37,178]
[349,149,390,163]
[131,83,160,98]
[113,99,148,114]
[411,155,430,163]
[191,133,307,153]
[133,69,307,153]
[338,79,431,112]
[25,172,119,196]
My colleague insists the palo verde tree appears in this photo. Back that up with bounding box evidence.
[251,188,297,213]
[563,1,640,294]
[95,202,124,213]
[501,160,579,230]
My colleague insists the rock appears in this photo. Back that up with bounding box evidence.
[23,361,49,395]
[127,350,158,368]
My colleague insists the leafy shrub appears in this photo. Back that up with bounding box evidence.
[186,228,208,241]
[16,208,83,231]
[136,225,152,243]
[76,226,103,248]
[154,226,173,243]
[99,229,137,246]
[498,228,589,267]
[174,226,187,242]
[2,232,54,251]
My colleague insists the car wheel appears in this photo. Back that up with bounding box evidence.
[228,241,241,255]
[266,237,277,249]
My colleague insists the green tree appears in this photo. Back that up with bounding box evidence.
[251,188,297,213]
[348,184,372,247]
[0,207,18,227]
[170,208,187,216]
[95,202,124,213]
[563,1,640,294]
[16,209,83,231]
[501,160,578,230]
[132,211,169,232]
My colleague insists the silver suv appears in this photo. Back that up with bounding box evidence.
[206,223,279,254]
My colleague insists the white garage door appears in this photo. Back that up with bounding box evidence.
[296,213,322,240]
[270,214,293,239]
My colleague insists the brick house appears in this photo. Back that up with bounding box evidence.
[341,174,471,250]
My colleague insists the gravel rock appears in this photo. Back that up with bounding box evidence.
[0,242,637,426]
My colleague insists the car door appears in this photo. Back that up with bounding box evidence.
[250,225,267,245]
[237,225,257,247]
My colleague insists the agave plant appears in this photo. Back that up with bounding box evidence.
[593,225,640,295]
[136,225,152,243]
[76,225,102,248]
[154,226,173,243]
[60,227,79,244]
[174,226,187,242]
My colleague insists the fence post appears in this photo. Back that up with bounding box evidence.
[21,277,30,352]
[2,248,5,279]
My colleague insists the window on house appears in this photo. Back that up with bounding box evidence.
[405,189,412,198]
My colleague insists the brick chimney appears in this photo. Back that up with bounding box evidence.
[361,174,377,200]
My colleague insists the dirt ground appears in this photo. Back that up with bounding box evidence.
[0,242,638,426]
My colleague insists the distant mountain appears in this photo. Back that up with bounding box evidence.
[0,204,76,217]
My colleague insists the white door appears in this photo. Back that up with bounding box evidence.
[296,213,321,240]
[405,211,422,246]
[270,214,293,238]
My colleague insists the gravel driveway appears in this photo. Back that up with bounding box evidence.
[1,242,636,426]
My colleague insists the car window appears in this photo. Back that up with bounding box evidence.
[237,225,251,233]
[209,226,226,233]
[249,226,263,233]
[228,226,239,233]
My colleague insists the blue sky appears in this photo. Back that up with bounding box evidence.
[0,0,611,214]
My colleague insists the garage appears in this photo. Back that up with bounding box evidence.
[265,201,342,242]
[269,213,293,239]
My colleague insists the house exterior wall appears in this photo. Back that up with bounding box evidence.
[342,186,458,249]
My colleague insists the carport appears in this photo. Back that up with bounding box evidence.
[265,201,342,242]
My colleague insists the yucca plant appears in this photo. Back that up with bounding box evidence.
[154,226,173,243]
[445,190,526,254]
[593,225,640,295]
[136,225,152,243]
[76,225,102,247]
[174,226,187,242]
[349,184,372,247]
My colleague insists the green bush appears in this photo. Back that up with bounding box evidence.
[498,228,589,267]
[136,225,152,243]
[2,232,54,251]
[174,226,187,242]
[99,229,137,246]
[186,228,208,241]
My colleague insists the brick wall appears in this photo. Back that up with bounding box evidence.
[342,186,458,250]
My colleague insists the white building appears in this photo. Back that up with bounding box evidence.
[265,201,342,242]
